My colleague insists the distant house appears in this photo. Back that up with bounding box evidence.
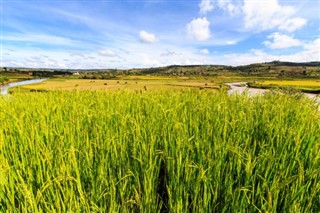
[73,72,80,76]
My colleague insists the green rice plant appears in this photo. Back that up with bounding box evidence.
[0,89,319,212]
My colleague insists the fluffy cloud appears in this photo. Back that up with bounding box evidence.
[199,0,214,15]
[187,17,211,41]
[217,0,241,16]
[200,49,209,54]
[139,30,158,43]
[242,0,307,32]
[210,0,306,32]
[263,33,302,49]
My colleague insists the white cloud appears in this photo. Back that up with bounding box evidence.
[223,49,274,65]
[200,49,209,54]
[4,38,318,68]
[214,0,307,33]
[139,30,158,43]
[242,0,307,32]
[226,40,237,45]
[187,17,211,41]
[70,52,86,58]
[278,18,307,32]
[263,33,302,49]
[140,54,161,67]
[217,0,241,16]
[98,49,117,57]
[3,33,76,46]
[2,46,76,68]
[223,38,320,65]
[199,0,214,15]
[302,38,320,60]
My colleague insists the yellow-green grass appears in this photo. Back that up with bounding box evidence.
[0,90,319,212]
[16,76,220,92]
[249,79,320,93]
[259,80,320,87]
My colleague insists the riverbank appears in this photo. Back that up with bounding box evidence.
[226,82,320,105]
[247,81,320,94]
[1,79,47,95]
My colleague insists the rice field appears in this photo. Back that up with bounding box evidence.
[19,77,219,92]
[0,90,319,212]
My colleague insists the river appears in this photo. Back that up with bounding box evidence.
[226,82,320,104]
[1,79,47,95]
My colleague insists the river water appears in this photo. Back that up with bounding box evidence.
[1,79,47,95]
[226,82,320,104]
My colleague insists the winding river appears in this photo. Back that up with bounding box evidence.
[1,79,47,95]
[226,82,320,104]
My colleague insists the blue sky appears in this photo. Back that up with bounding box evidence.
[1,0,319,69]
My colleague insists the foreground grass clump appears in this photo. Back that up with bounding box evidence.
[0,90,319,212]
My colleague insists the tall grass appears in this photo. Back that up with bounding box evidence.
[0,90,319,212]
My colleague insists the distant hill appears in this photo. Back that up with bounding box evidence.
[266,61,320,67]
[126,61,319,77]
[1,61,319,77]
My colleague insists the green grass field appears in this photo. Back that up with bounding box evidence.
[0,90,319,212]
